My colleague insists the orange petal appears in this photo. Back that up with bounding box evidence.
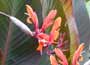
[36,41,44,54]
[26,5,39,30]
[54,48,68,65]
[79,55,84,62]
[26,5,34,18]
[72,43,84,65]
[41,10,57,32]
[49,17,61,43]
[51,17,62,33]
[77,43,84,53]
[26,17,32,24]
[53,30,59,41]
[58,60,63,65]
[50,55,58,65]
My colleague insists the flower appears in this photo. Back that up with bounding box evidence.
[26,5,39,32]
[36,41,44,55]
[40,10,57,32]
[49,43,84,65]
[72,43,84,65]
[49,17,62,44]
[26,4,62,54]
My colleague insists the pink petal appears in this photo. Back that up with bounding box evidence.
[54,48,68,65]
[41,10,57,32]
[37,33,49,41]
[26,5,39,31]
[72,43,84,65]
[49,17,62,43]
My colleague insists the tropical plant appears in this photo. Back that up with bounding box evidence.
[0,0,90,65]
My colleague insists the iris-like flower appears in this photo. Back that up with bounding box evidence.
[26,4,62,54]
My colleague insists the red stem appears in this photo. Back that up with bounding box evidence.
[1,22,13,65]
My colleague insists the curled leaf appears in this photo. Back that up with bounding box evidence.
[9,16,33,36]
[0,11,33,36]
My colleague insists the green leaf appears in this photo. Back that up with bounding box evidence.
[0,0,41,65]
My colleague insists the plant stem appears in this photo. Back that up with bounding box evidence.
[1,22,13,65]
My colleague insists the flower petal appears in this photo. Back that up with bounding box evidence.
[49,17,62,43]
[53,30,59,41]
[50,55,58,65]
[36,41,44,55]
[37,33,49,41]
[26,5,39,30]
[41,10,57,32]
[54,48,68,65]
[72,43,84,65]
[26,17,32,24]
[51,17,61,33]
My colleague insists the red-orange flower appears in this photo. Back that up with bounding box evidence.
[26,4,61,53]
[72,43,84,65]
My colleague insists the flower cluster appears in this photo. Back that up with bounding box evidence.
[26,4,62,54]
[50,43,84,65]
[26,4,84,65]
[0,3,85,65]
